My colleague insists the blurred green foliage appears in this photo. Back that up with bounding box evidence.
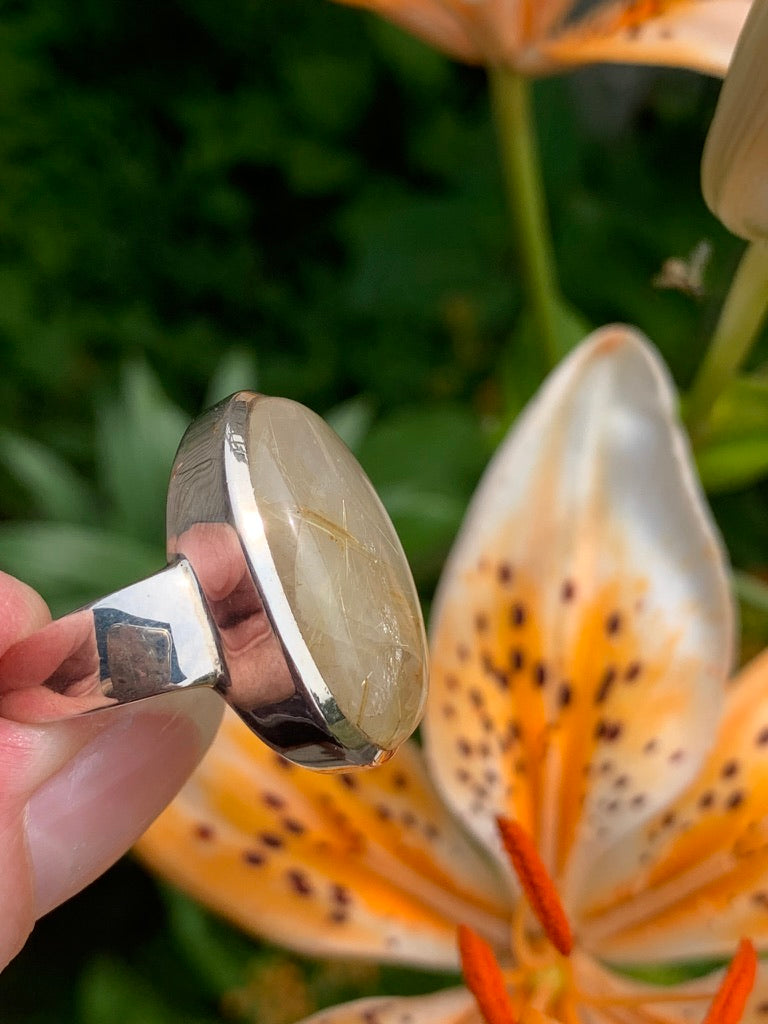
[2,0,768,1020]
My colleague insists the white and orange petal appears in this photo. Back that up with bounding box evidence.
[295,989,479,1024]
[539,0,752,78]
[425,326,734,902]
[702,0,768,239]
[574,647,768,963]
[135,709,509,968]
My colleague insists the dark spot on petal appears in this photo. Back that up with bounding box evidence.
[698,791,715,810]
[261,832,283,848]
[533,661,548,687]
[756,726,768,746]
[631,794,646,809]
[469,688,484,708]
[510,648,525,672]
[263,792,285,810]
[287,870,313,896]
[497,563,513,585]
[475,613,489,633]
[669,749,686,764]
[661,810,675,827]
[332,883,351,904]
[614,775,629,790]
[457,644,470,662]
[561,579,576,602]
[751,892,768,909]
[721,760,739,779]
[510,603,526,628]
[339,774,357,790]
[243,849,265,866]
[643,739,658,754]
[330,909,348,924]
[456,768,470,784]
[558,683,572,708]
[442,703,457,719]
[599,759,614,775]
[445,674,460,692]
[727,791,745,811]
[625,662,642,682]
[596,720,623,742]
[457,738,472,757]
[392,772,408,789]
[284,818,305,835]
[194,824,215,841]
[606,612,622,636]
[401,811,416,828]
[595,667,616,704]
[376,804,393,821]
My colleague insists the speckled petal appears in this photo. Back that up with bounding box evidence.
[295,989,478,1024]
[538,0,751,77]
[135,709,509,968]
[576,647,768,962]
[425,327,733,900]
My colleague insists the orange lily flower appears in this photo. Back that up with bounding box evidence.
[330,0,752,77]
[137,326,768,1024]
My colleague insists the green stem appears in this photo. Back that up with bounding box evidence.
[488,65,562,369]
[685,239,768,442]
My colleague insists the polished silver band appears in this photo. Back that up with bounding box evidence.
[0,392,428,770]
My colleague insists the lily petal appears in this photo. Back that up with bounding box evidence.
[425,327,733,900]
[702,0,768,240]
[136,709,509,967]
[574,949,763,1024]
[538,1,751,78]
[294,988,478,1024]
[577,647,768,962]
[332,0,485,63]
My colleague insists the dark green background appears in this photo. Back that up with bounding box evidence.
[0,1,763,1020]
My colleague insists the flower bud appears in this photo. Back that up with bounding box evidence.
[702,0,768,240]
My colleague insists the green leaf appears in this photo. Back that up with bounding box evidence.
[358,405,489,584]
[162,886,257,997]
[358,404,489,497]
[0,429,96,522]
[78,957,210,1024]
[497,302,592,431]
[204,348,259,408]
[697,436,768,493]
[324,395,375,453]
[96,363,190,544]
[704,374,768,442]
[0,522,159,613]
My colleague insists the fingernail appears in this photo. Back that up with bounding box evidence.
[26,688,222,916]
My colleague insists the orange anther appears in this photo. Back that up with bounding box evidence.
[458,924,516,1024]
[496,817,573,956]
[702,938,756,1024]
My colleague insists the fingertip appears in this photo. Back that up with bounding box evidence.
[26,687,224,917]
[0,571,51,656]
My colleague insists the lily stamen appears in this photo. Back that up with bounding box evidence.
[497,817,573,957]
[458,924,517,1024]
[702,938,756,1024]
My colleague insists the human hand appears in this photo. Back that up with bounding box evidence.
[0,569,223,970]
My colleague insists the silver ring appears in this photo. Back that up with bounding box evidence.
[0,393,429,770]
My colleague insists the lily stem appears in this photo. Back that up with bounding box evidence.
[684,239,768,442]
[488,64,562,369]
